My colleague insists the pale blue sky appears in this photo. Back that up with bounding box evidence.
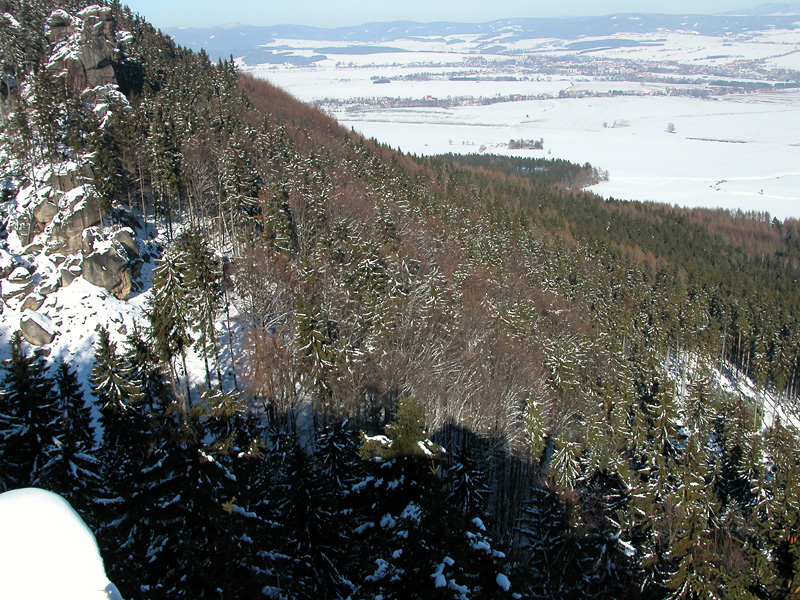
[122,0,754,28]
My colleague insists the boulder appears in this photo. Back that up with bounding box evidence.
[60,258,82,287]
[22,294,45,312]
[81,248,132,300]
[8,266,31,283]
[46,10,74,45]
[61,268,78,287]
[22,243,44,256]
[2,280,33,303]
[38,278,61,296]
[20,310,56,346]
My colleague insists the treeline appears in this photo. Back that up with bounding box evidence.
[434,153,608,188]
[3,1,800,598]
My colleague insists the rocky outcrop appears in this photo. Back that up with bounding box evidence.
[114,229,139,259]
[51,196,103,253]
[81,246,132,300]
[47,7,119,90]
[47,162,94,193]
[2,267,33,303]
[20,310,56,346]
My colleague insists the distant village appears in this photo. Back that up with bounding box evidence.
[314,53,800,113]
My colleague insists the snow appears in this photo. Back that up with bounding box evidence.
[0,488,123,600]
[400,501,422,522]
[250,23,800,221]
[416,439,435,456]
[496,573,511,591]
[363,433,392,446]
[77,5,105,19]
[471,517,486,531]
[1,11,20,28]
[334,92,800,221]
[618,538,637,558]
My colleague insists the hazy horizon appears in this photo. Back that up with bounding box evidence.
[122,0,762,29]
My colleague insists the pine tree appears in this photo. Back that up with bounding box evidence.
[37,360,102,526]
[176,231,223,388]
[91,327,144,452]
[147,253,193,405]
[122,324,171,415]
[665,438,725,600]
[91,126,128,220]
[276,436,352,598]
[0,332,60,489]
[686,364,715,436]
[515,486,570,598]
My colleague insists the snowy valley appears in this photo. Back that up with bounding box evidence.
[169,7,800,219]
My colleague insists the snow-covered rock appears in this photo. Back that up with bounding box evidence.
[81,246,133,300]
[0,488,124,600]
[51,194,103,252]
[47,6,119,91]
[20,309,56,346]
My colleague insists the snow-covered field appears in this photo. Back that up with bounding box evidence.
[334,91,800,220]
[247,27,800,220]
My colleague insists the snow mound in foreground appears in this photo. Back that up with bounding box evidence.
[0,488,123,600]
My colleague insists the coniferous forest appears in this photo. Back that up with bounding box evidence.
[3,1,800,598]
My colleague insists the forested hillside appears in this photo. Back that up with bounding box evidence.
[3,1,800,599]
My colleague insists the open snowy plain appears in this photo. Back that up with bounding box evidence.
[243,27,800,220]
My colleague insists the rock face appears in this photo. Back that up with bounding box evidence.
[47,7,118,90]
[21,310,56,346]
[48,162,94,193]
[81,247,132,300]
[32,199,59,230]
[114,229,139,259]
[51,196,103,253]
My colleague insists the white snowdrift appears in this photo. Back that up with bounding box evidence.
[0,488,123,600]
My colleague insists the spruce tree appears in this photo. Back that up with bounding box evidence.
[91,327,144,452]
[0,332,60,489]
[176,231,223,388]
[147,253,193,405]
[37,360,102,526]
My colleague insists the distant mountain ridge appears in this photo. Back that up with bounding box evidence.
[728,2,800,15]
[166,5,800,64]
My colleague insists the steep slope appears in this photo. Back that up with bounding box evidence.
[3,2,800,599]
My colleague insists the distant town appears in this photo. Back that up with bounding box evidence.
[312,53,800,113]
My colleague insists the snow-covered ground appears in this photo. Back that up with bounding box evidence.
[0,488,123,600]
[246,26,800,220]
[333,92,800,220]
